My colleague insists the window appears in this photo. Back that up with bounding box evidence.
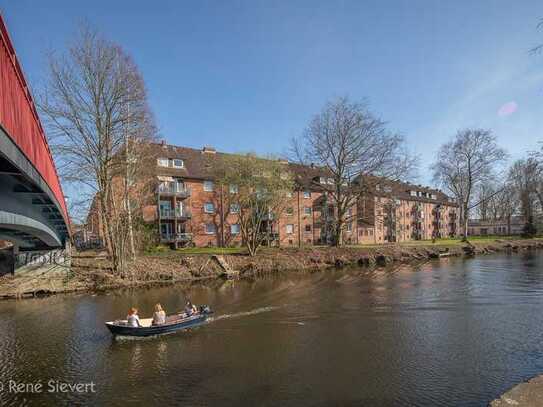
[319,177,326,184]
[204,202,215,213]
[304,207,312,215]
[204,180,214,192]
[347,222,352,232]
[431,194,437,200]
[172,159,184,168]
[305,224,311,232]
[205,223,216,234]
[410,190,417,197]
[286,207,294,216]
[229,184,238,194]
[286,191,293,198]
[303,191,311,199]
[286,224,294,234]
[157,158,169,167]
[327,178,334,185]
[230,203,240,214]
[231,224,240,235]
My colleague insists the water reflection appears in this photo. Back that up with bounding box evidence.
[1,252,543,405]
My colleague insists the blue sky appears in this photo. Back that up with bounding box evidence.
[2,0,543,188]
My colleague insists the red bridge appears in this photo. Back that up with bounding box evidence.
[0,14,69,252]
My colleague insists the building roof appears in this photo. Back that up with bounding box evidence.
[150,142,456,206]
[363,175,457,206]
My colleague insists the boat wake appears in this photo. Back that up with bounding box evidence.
[208,306,279,322]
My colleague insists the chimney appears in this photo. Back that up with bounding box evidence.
[202,146,216,154]
[160,140,166,147]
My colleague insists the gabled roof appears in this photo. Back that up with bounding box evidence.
[150,142,456,205]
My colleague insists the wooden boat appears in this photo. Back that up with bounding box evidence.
[105,306,213,338]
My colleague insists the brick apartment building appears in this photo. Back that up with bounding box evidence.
[86,142,460,248]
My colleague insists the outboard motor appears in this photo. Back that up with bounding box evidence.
[199,305,212,314]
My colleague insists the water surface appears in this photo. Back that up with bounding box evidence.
[1,252,543,406]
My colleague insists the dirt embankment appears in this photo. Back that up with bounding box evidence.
[1,239,542,299]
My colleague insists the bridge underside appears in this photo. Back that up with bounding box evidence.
[0,126,68,251]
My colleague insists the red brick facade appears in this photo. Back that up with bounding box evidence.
[87,143,460,248]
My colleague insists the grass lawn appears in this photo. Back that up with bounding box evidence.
[352,236,539,249]
[144,246,248,256]
[145,235,540,256]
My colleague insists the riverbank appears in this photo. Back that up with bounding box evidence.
[1,237,542,299]
[491,375,543,406]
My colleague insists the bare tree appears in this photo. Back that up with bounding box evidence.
[508,158,539,230]
[214,154,294,256]
[291,97,417,246]
[474,183,498,221]
[432,128,507,240]
[38,25,156,275]
[496,183,518,234]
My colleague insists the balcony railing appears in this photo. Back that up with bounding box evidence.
[159,208,192,219]
[157,183,191,198]
[160,233,193,242]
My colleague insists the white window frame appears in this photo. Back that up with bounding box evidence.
[230,203,240,214]
[230,224,240,235]
[286,224,294,234]
[304,207,312,215]
[205,223,216,234]
[172,159,184,168]
[203,180,214,192]
[229,184,238,194]
[204,202,215,213]
[303,191,311,199]
[286,191,293,198]
[157,158,169,167]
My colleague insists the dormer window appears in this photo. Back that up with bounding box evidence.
[319,177,326,184]
[204,180,214,192]
[327,178,334,185]
[410,190,417,197]
[157,158,184,168]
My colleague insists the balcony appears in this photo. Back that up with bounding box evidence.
[159,208,192,220]
[160,233,193,242]
[157,183,191,198]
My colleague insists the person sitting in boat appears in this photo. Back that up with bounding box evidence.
[127,307,141,327]
[184,300,198,316]
[152,303,166,325]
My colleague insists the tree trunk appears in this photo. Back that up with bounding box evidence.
[463,202,469,240]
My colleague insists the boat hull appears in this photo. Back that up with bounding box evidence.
[105,313,209,337]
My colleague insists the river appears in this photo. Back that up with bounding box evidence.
[1,252,543,406]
